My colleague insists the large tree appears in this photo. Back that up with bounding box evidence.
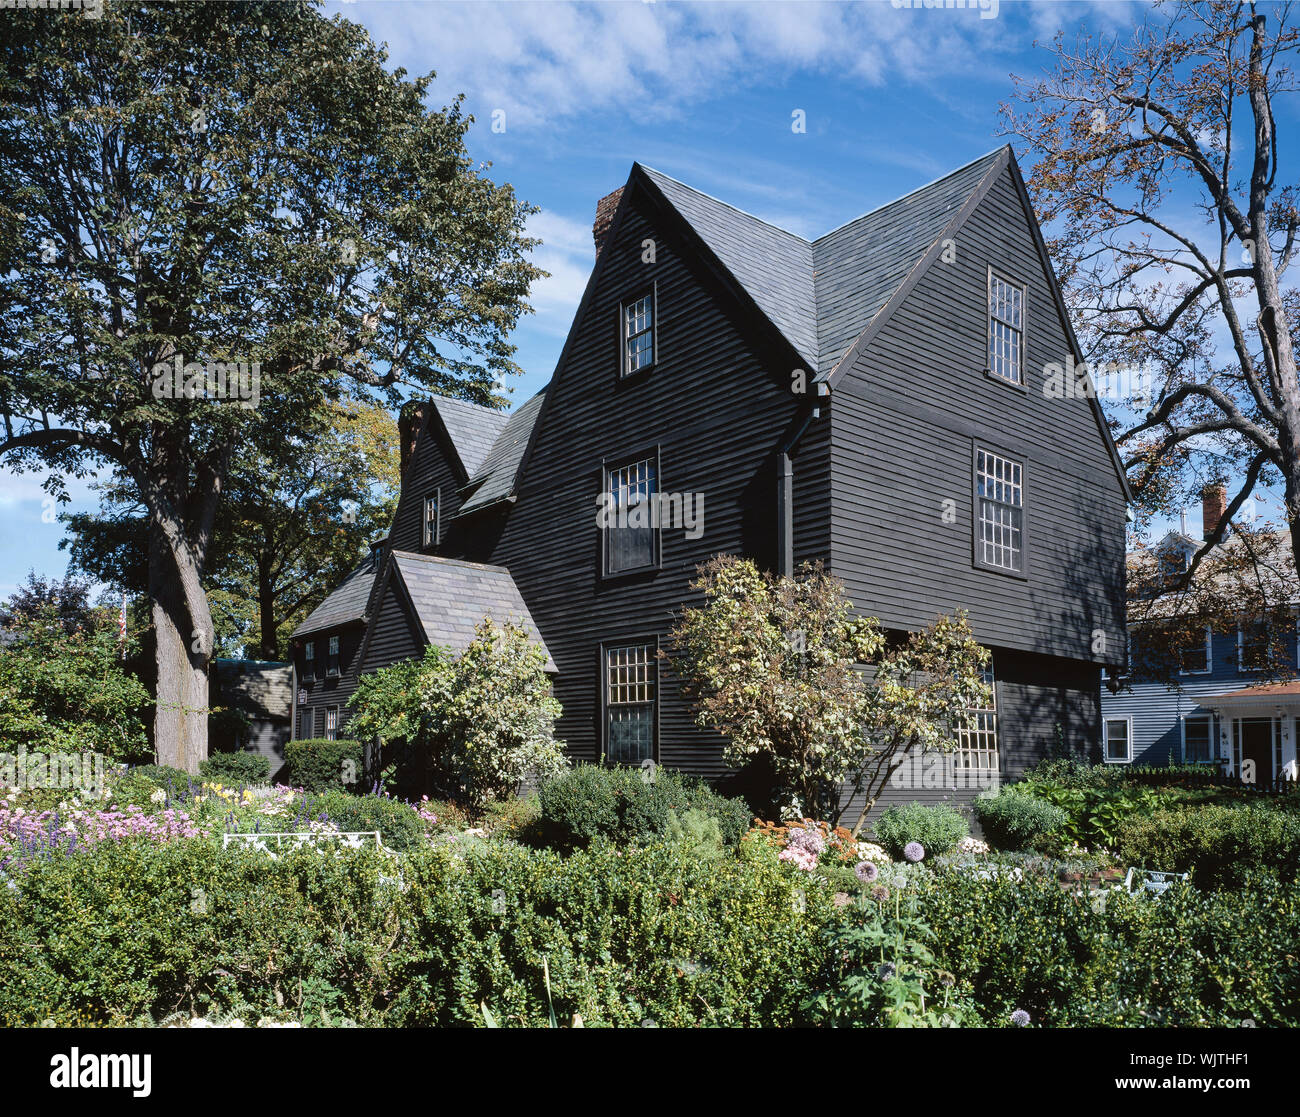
[1003,1,1300,588]
[0,2,541,770]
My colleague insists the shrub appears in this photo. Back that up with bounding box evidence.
[304,790,426,853]
[1021,779,1162,851]
[973,788,1067,851]
[199,752,271,785]
[284,739,365,793]
[534,764,752,851]
[1112,803,1300,888]
[872,802,967,859]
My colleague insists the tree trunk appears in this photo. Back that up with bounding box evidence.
[149,520,210,774]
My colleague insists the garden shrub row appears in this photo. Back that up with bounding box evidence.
[283,739,366,793]
[0,837,829,1027]
[533,764,752,851]
[199,752,271,785]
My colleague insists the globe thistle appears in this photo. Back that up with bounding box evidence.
[903,841,925,863]
[870,884,889,902]
[876,962,897,981]
[1010,1008,1031,1028]
[854,860,879,883]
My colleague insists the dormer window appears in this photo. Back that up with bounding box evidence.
[987,269,1025,386]
[621,289,655,376]
[423,491,440,549]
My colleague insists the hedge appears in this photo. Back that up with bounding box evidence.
[199,752,271,785]
[283,739,365,793]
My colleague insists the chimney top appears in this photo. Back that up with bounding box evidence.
[593,186,624,260]
[1202,482,1227,541]
[397,400,429,477]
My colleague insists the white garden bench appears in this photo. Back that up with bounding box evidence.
[1122,867,1190,896]
[221,830,382,851]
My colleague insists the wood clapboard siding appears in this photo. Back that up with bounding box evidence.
[387,414,469,556]
[293,625,365,740]
[487,179,830,777]
[828,166,1127,672]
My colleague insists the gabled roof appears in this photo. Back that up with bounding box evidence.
[387,550,556,670]
[291,549,381,638]
[429,394,509,477]
[456,386,548,516]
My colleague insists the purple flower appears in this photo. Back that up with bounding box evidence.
[1010,1008,1031,1027]
[870,884,889,902]
[854,860,879,883]
[876,962,896,981]
[903,841,925,863]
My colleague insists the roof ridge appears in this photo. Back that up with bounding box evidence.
[429,392,510,419]
[391,549,510,574]
[813,146,1007,244]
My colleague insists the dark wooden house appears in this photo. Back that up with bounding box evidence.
[291,145,1130,822]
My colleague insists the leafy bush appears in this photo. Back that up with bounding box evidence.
[872,802,968,859]
[128,763,193,790]
[284,739,365,793]
[665,808,725,863]
[0,832,833,1027]
[199,752,271,785]
[534,764,752,851]
[973,788,1067,851]
[1020,780,1161,851]
[304,790,425,852]
[1112,803,1300,888]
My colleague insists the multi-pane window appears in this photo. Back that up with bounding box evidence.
[327,634,340,677]
[622,293,654,375]
[1184,716,1213,764]
[975,448,1024,573]
[324,705,339,742]
[605,643,656,763]
[988,272,1024,385]
[954,666,999,771]
[305,639,321,681]
[1180,626,1212,674]
[423,491,440,549]
[605,456,657,574]
[1104,718,1131,763]
[1238,619,1271,671]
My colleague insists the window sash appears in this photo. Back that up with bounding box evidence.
[605,457,657,573]
[988,274,1024,385]
[976,448,1024,572]
[324,706,339,741]
[953,666,998,771]
[423,492,440,548]
[1183,717,1213,764]
[1104,718,1131,763]
[1179,627,1212,674]
[606,643,656,763]
[623,295,654,374]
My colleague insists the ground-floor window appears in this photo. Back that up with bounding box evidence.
[604,641,656,764]
[954,666,999,771]
[1183,715,1214,763]
[1104,717,1131,763]
[324,705,339,742]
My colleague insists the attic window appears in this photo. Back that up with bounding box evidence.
[423,491,440,549]
[987,270,1025,386]
[621,290,655,376]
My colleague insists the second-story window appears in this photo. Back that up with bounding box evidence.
[1180,625,1212,674]
[988,270,1025,386]
[975,447,1025,574]
[304,640,318,680]
[1238,619,1271,672]
[423,491,440,549]
[622,291,655,375]
[604,455,658,574]
[327,634,340,677]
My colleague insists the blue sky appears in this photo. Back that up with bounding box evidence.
[0,0,1286,596]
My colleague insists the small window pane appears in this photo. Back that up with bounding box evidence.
[624,294,654,374]
[976,448,1024,572]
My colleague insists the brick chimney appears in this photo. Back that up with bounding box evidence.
[592,186,624,260]
[1202,482,1227,540]
[397,400,429,476]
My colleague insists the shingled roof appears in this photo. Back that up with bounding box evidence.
[291,549,381,638]
[388,550,556,670]
[429,394,510,477]
[636,148,1006,379]
[456,386,548,516]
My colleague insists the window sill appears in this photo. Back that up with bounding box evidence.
[983,367,1028,393]
[972,558,1029,582]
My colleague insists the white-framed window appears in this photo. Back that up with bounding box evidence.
[954,666,999,771]
[423,491,440,549]
[987,270,1025,386]
[605,641,656,763]
[1182,715,1214,764]
[1104,717,1132,763]
[603,454,658,574]
[327,634,340,677]
[975,447,1025,574]
[324,705,339,742]
[1179,625,1213,675]
[622,291,655,375]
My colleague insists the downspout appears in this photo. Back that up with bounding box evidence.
[777,382,830,577]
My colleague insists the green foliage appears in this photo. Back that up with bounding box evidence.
[873,802,968,859]
[1111,803,1300,888]
[350,621,565,808]
[1021,780,1163,851]
[304,790,426,853]
[0,834,832,1027]
[347,647,445,749]
[199,752,271,785]
[973,787,1068,851]
[0,600,150,761]
[667,555,989,827]
[664,808,725,864]
[284,739,365,793]
[534,764,752,852]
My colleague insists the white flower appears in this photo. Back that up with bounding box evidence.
[149,788,167,805]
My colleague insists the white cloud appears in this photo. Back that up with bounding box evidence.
[524,208,595,330]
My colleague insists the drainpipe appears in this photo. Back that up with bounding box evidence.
[777,382,830,577]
